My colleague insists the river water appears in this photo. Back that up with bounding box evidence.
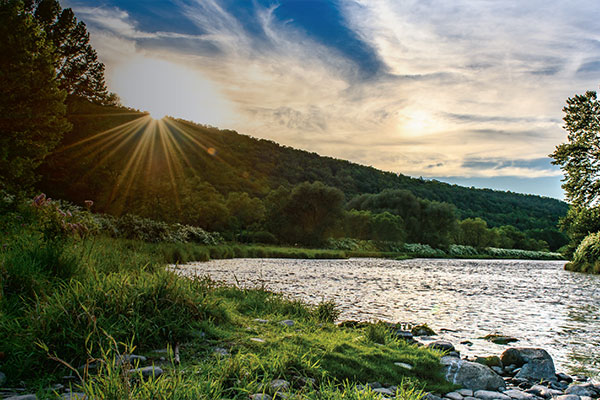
[174,258,600,377]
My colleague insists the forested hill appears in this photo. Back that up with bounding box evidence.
[41,100,567,233]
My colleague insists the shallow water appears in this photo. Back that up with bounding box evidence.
[174,258,600,377]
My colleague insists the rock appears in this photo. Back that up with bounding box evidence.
[462,341,474,346]
[118,354,147,365]
[394,330,415,341]
[448,351,461,358]
[279,320,295,327]
[61,393,86,400]
[565,383,597,397]
[369,382,383,389]
[502,389,536,400]
[574,376,588,382]
[525,385,563,398]
[505,364,517,374]
[491,366,504,375]
[557,373,573,383]
[481,334,519,345]
[395,362,414,370]
[374,387,394,396]
[474,390,511,400]
[254,319,269,324]
[555,396,580,400]
[425,394,444,400]
[295,376,315,388]
[476,356,503,368]
[429,341,456,353]
[500,348,556,382]
[4,396,37,400]
[412,324,436,336]
[580,397,593,400]
[250,338,266,343]
[250,395,272,400]
[214,347,229,356]
[270,380,290,392]
[441,356,506,391]
[445,392,464,400]
[458,389,474,397]
[130,366,163,378]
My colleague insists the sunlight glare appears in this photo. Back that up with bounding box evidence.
[109,57,232,125]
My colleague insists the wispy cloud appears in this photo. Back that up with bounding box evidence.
[67,0,600,197]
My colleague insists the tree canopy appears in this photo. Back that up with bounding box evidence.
[0,0,70,193]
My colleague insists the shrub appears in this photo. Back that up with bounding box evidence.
[313,300,341,323]
[567,232,600,273]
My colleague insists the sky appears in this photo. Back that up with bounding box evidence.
[64,0,600,199]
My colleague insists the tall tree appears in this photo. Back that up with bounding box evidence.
[0,0,71,193]
[551,91,600,207]
[24,0,114,104]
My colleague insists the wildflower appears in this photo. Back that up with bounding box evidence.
[84,200,94,209]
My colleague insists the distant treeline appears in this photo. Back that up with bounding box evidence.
[37,100,568,251]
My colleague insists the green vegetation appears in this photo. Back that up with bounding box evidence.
[551,90,600,271]
[0,200,453,398]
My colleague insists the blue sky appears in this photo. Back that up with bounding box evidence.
[66,0,600,199]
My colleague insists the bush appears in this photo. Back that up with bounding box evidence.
[567,232,600,273]
[448,244,479,257]
[313,300,341,323]
[403,243,446,257]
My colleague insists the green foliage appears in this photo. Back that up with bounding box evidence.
[455,218,495,249]
[312,300,341,323]
[567,232,600,273]
[24,0,114,104]
[551,91,600,208]
[0,0,71,193]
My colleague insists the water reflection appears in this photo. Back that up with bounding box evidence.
[175,258,600,377]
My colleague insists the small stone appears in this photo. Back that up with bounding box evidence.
[458,389,474,397]
[296,376,315,387]
[481,334,519,345]
[411,324,436,336]
[555,396,580,400]
[213,347,229,356]
[445,391,464,400]
[270,379,290,391]
[369,382,383,389]
[502,389,536,400]
[425,394,444,400]
[395,362,414,370]
[118,354,147,365]
[4,396,38,400]
[474,390,511,400]
[130,366,163,378]
[448,351,461,358]
[250,338,266,343]
[388,386,398,393]
[250,395,272,400]
[526,384,563,398]
[279,320,295,327]
[461,341,474,346]
[557,373,573,383]
[505,364,517,374]
[61,393,86,400]
[491,366,504,375]
[254,319,270,324]
[428,341,455,353]
[464,397,478,400]
[580,397,593,400]
[374,388,394,396]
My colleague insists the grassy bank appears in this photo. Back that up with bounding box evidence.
[0,217,454,399]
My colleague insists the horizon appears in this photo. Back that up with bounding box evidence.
[64,0,600,200]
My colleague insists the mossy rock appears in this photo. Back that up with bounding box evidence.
[411,324,436,336]
[480,333,518,345]
[475,355,503,368]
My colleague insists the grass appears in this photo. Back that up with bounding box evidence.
[0,220,453,399]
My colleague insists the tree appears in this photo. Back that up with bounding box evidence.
[0,0,71,193]
[551,91,600,207]
[24,0,113,104]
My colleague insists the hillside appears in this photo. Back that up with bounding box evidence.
[40,100,568,236]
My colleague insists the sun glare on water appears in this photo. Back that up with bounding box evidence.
[110,57,231,125]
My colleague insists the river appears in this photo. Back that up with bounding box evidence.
[173,258,600,377]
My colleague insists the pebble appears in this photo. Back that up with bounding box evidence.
[555,396,580,400]
[369,382,383,389]
[556,373,573,383]
[491,366,504,375]
[502,389,536,400]
[118,354,147,365]
[394,362,413,370]
[254,319,270,323]
[445,391,464,400]
[213,347,229,356]
[129,366,163,378]
[458,389,474,397]
[526,385,563,398]
[250,395,272,400]
[279,320,295,327]
[474,390,511,400]
[61,393,86,399]
[270,379,290,391]
[373,388,394,396]
[565,383,597,397]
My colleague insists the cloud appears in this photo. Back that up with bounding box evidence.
[68,0,600,197]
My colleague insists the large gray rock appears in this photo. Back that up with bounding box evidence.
[441,356,506,391]
[445,392,464,400]
[565,383,598,397]
[429,341,456,353]
[474,390,511,400]
[500,348,556,382]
